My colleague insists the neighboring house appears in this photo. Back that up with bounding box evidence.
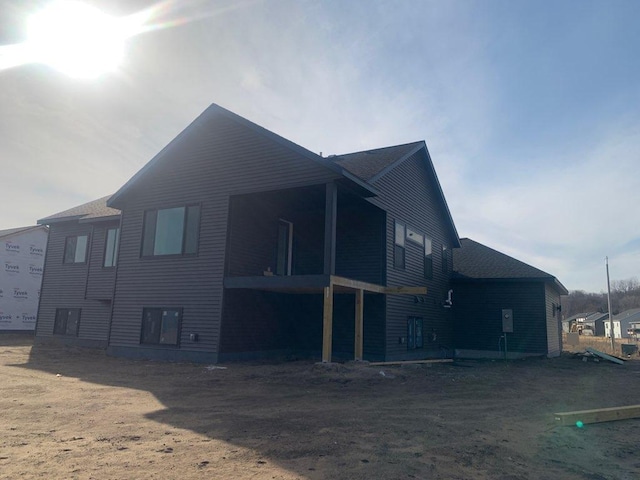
[561,311,609,336]
[451,238,568,358]
[36,197,120,346]
[36,104,460,363]
[562,312,593,334]
[0,225,48,331]
[628,319,640,340]
[604,308,640,339]
[581,311,610,336]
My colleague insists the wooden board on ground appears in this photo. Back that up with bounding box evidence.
[554,404,640,426]
[585,347,625,364]
[368,359,453,366]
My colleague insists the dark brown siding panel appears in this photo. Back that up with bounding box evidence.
[367,151,457,360]
[109,113,341,358]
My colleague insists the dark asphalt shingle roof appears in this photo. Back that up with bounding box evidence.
[612,308,640,322]
[452,238,568,294]
[38,195,121,224]
[330,141,424,181]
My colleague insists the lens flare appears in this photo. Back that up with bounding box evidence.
[26,1,129,78]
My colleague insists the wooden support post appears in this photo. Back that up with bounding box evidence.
[354,289,364,361]
[322,284,334,363]
[554,404,640,426]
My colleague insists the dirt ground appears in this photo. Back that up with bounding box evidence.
[2,334,640,480]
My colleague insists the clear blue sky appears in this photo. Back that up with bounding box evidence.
[1,0,639,293]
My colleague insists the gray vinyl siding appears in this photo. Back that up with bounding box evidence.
[109,113,340,358]
[335,201,385,285]
[85,221,119,300]
[452,281,548,355]
[367,151,456,360]
[35,222,111,346]
[545,283,562,357]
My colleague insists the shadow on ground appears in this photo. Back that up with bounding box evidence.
[7,334,640,479]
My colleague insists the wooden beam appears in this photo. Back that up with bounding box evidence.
[331,275,385,293]
[369,359,453,366]
[554,404,640,426]
[384,286,427,295]
[331,276,427,296]
[322,284,334,363]
[354,289,364,361]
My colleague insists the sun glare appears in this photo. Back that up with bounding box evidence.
[26,1,133,79]
[0,0,212,78]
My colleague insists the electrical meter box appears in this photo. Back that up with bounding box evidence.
[502,309,513,333]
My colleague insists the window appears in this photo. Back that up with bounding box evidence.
[63,235,88,263]
[442,245,448,273]
[407,316,423,350]
[54,308,80,336]
[104,228,120,267]
[142,205,200,256]
[394,222,405,269]
[424,237,433,279]
[141,308,182,345]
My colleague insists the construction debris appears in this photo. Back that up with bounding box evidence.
[554,404,640,426]
[585,347,625,365]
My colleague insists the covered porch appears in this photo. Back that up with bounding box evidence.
[224,274,426,362]
[221,181,426,361]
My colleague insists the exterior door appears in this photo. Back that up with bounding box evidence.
[276,219,293,276]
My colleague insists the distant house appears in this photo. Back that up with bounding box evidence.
[451,238,568,358]
[562,312,609,336]
[0,225,48,331]
[581,312,610,336]
[604,308,640,339]
[562,312,592,334]
[35,104,568,363]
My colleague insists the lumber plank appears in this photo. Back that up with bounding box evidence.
[585,347,625,364]
[554,404,640,426]
[322,284,334,363]
[354,289,364,361]
[384,286,428,295]
[369,359,453,366]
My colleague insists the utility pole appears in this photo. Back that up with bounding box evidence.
[606,257,614,351]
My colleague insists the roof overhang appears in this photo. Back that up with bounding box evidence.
[451,275,568,295]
